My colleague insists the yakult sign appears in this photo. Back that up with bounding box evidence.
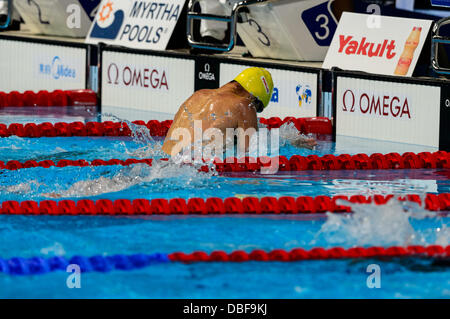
[336,76,441,147]
[86,0,186,50]
[323,12,432,77]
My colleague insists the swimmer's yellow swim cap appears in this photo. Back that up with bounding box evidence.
[234,67,274,109]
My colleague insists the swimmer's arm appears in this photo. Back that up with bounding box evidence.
[290,135,317,150]
[237,112,258,153]
[162,94,198,155]
[164,101,188,140]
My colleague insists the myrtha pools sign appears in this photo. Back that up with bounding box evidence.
[86,0,186,50]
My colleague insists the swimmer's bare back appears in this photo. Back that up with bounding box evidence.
[162,81,258,156]
[162,81,317,156]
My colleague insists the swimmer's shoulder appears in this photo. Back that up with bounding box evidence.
[193,84,239,97]
[193,88,215,97]
[188,86,242,106]
[181,88,215,107]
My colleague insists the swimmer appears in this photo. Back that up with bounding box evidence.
[162,67,317,156]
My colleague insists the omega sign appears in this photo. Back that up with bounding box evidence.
[341,89,411,119]
[198,63,215,81]
[106,63,169,90]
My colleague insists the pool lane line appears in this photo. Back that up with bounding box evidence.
[0,89,97,108]
[0,117,332,138]
[1,193,449,216]
[0,245,448,276]
[1,151,449,172]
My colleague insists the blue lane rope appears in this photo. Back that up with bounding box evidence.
[0,253,170,276]
[2,245,447,276]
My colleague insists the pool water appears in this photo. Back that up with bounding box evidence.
[0,117,449,298]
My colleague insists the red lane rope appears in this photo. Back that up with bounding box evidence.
[1,193,449,215]
[0,89,97,107]
[168,245,450,263]
[1,151,449,172]
[0,117,332,138]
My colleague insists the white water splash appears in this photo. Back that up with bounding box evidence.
[52,147,67,153]
[3,180,42,194]
[102,113,155,144]
[42,160,213,198]
[0,135,28,150]
[435,224,450,246]
[313,198,449,247]
[169,121,315,161]
[102,113,166,158]
[125,142,165,159]
[279,122,315,147]
[326,179,437,198]
[40,242,66,256]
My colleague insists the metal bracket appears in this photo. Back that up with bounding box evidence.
[431,17,450,75]
[186,0,269,52]
[0,0,12,29]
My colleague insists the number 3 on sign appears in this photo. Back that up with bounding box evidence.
[301,1,337,46]
[315,14,330,40]
[248,19,271,47]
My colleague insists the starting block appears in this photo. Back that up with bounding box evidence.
[187,0,338,61]
[13,0,99,37]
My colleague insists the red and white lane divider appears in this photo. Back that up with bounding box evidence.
[0,117,332,138]
[1,151,449,172]
[169,245,450,263]
[2,245,448,276]
[0,89,97,107]
[1,193,449,216]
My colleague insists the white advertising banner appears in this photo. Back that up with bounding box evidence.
[86,0,186,50]
[101,51,194,120]
[0,39,86,92]
[336,77,441,147]
[323,12,433,77]
[220,63,318,118]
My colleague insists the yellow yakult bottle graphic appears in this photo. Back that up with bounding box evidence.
[394,27,422,76]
